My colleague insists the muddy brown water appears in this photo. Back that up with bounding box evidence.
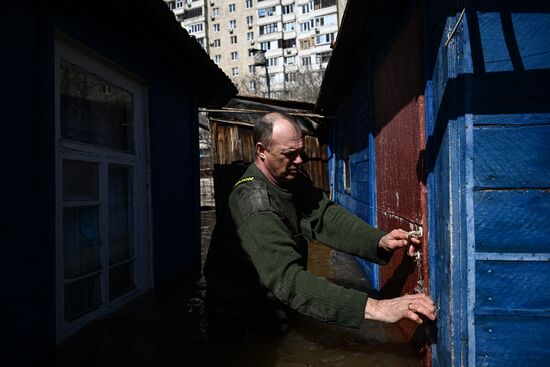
[196,210,420,367]
[55,210,420,366]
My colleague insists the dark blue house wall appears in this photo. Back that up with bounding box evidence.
[425,1,550,366]
[3,3,56,364]
[465,4,550,367]
[2,1,208,364]
[329,65,379,286]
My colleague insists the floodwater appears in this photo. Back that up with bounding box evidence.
[196,210,421,367]
[55,210,420,366]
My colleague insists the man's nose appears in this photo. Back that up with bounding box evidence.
[294,154,303,165]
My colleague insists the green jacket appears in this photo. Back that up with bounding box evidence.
[204,163,390,329]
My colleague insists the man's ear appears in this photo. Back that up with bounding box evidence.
[256,142,267,160]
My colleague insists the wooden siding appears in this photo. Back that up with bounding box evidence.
[468,6,550,367]
[373,7,427,343]
[426,2,550,366]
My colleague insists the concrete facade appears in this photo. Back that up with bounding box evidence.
[165,0,346,99]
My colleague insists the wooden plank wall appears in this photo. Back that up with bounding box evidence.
[328,61,379,284]
[426,2,550,366]
[210,120,329,215]
[373,6,427,346]
[424,2,467,365]
[467,6,550,367]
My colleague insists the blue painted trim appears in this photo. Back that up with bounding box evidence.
[367,58,380,290]
[474,253,550,261]
[461,12,477,367]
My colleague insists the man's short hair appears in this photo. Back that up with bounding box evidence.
[253,112,301,149]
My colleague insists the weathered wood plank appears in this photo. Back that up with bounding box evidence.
[350,161,370,183]
[333,192,372,224]
[476,316,550,367]
[477,12,550,72]
[474,190,550,253]
[476,261,550,315]
[473,113,550,125]
[473,126,550,188]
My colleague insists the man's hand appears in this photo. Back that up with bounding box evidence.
[364,293,437,324]
[378,229,420,256]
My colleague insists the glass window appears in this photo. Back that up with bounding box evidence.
[60,60,134,152]
[108,165,135,300]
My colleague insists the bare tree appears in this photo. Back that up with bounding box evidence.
[235,67,325,103]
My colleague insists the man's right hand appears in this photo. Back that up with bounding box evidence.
[364,293,437,324]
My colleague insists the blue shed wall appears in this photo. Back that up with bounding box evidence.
[2,3,56,364]
[2,1,205,364]
[328,64,380,288]
[426,1,550,366]
[467,5,550,366]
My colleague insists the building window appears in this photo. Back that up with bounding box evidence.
[267,57,279,67]
[284,56,295,65]
[282,4,294,14]
[230,35,238,44]
[212,39,221,47]
[259,22,278,35]
[56,39,150,336]
[314,0,337,10]
[229,19,237,29]
[246,15,254,27]
[249,65,255,73]
[315,14,337,28]
[232,67,239,76]
[231,51,238,60]
[316,51,332,64]
[177,6,203,21]
[281,38,296,48]
[315,32,335,45]
[285,72,297,82]
[248,80,256,90]
[228,3,236,12]
[260,41,271,51]
[245,0,253,9]
[187,23,204,34]
[213,23,220,32]
[248,49,255,57]
[301,56,311,66]
[212,7,219,16]
[247,31,254,41]
[300,4,310,14]
[284,22,295,32]
[299,37,314,49]
[175,0,183,8]
[300,20,313,32]
[214,55,221,64]
[258,6,276,18]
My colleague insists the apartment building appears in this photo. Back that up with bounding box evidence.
[165,0,345,100]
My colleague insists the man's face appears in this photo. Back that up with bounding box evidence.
[262,120,304,184]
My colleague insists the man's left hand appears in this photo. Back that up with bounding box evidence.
[378,229,420,256]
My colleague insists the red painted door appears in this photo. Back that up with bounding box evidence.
[373,6,429,351]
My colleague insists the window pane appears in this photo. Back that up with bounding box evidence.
[63,207,101,278]
[109,165,134,264]
[64,274,101,322]
[60,60,134,151]
[109,261,135,301]
[63,160,99,202]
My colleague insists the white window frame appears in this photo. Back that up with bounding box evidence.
[54,34,152,342]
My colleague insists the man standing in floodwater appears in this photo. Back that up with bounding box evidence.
[204,112,436,337]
